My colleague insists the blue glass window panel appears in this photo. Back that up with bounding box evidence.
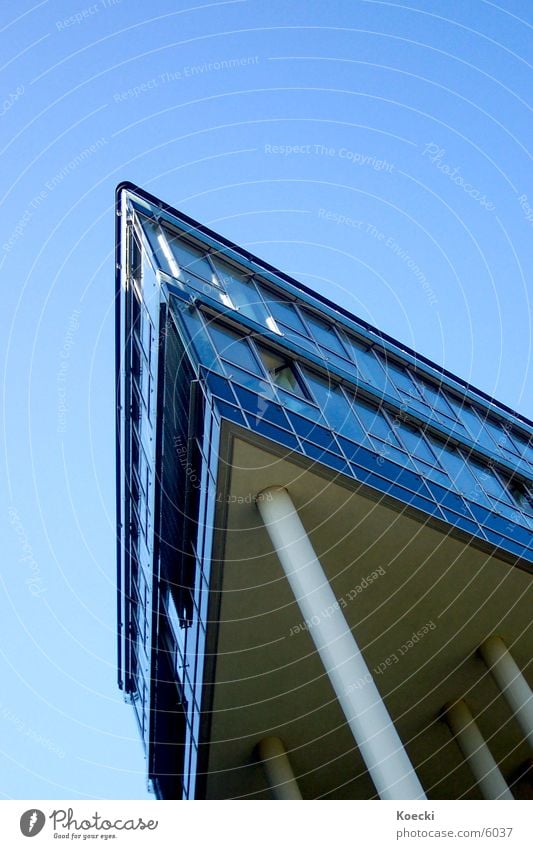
[378,356,420,398]
[510,483,533,517]
[352,396,398,443]
[416,376,460,423]
[500,522,533,548]
[301,441,352,474]
[199,573,210,625]
[482,420,532,470]
[221,363,275,397]
[275,387,322,418]
[165,229,215,282]
[377,364,435,419]
[201,494,215,567]
[479,418,513,452]
[483,529,527,559]
[498,446,530,468]
[337,436,379,468]
[302,310,349,358]
[256,345,307,398]
[288,367,328,406]
[167,592,187,663]
[140,360,150,409]
[466,501,494,527]
[344,338,398,397]
[354,466,439,516]
[349,464,386,489]
[371,440,418,472]
[416,460,456,490]
[487,497,531,527]
[438,509,483,538]
[277,324,322,357]
[423,480,473,516]
[285,410,337,449]
[139,215,172,275]
[401,397,433,420]
[317,350,359,380]
[176,270,228,305]
[302,368,370,444]
[204,371,237,403]
[210,257,268,324]
[380,460,427,494]
[174,304,219,370]
[206,321,262,373]
[468,459,513,504]
[232,386,290,429]
[510,430,533,466]
[138,307,152,365]
[246,417,300,450]
[395,420,437,465]
[448,399,496,452]
[257,285,308,333]
[213,399,247,426]
[428,439,492,506]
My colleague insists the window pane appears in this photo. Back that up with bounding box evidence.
[509,482,533,516]
[415,461,451,489]
[206,321,261,373]
[210,258,268,325]
[276,388,319,417]
[176,305,219,370]
[276,324,321,357]
[396,421,437,465]
[166,231,215,282]
[302,368,369,444]
[428,439,490,505]
[481,418,520,457]
[374,441,415,470]
[379,356,420,398]
[448,399,496,451]
[302,310,349,358]
[344,338,398,397]
[469,460,513,504]
[352,396,397,443]
[222,364,274,396]
[257,285,308,333]
[416,377,459,422]
[257,346,306,397]
[140,216,174,276]
[487,497,529,526]
[510,431,533,466]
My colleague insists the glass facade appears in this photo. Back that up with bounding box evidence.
[116,184,533,799]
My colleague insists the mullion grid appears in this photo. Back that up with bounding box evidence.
[184,286,533,533]
[205,309,531,526]
[149,212,531,473]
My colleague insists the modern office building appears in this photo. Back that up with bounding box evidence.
[115,183,533,801]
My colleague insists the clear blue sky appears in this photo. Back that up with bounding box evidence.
[1,0,531,799]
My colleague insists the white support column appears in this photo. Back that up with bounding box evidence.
[479,635,533,749]
[256,486,425,800]
[443,700,513,800]
[256,737,303,800]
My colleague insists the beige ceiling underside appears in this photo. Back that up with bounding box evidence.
[201,426,533,800]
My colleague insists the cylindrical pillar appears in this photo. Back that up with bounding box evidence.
[443,700,513,800]
[256,486,425,800]
[479,636,533,749]
[256,736,303,800]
